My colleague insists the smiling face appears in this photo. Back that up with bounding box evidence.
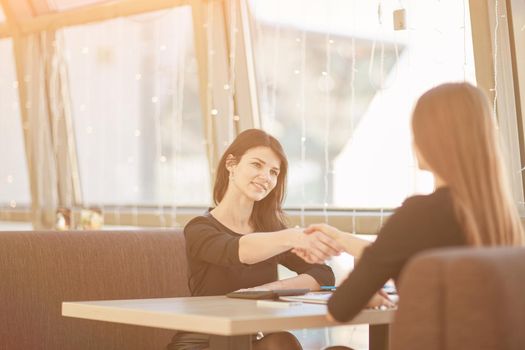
[227,146,281,202]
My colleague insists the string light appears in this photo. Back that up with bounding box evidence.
[152,19,165,227]
[205,1,216,169]
[463,0,467,81]
[368,0,399,91]
[492,0,499,125]
[323,4,333,223]
[268,24,281,132]
[350,0,357,233]
[300,29,306,227]
[227,0,238,142]
[115,17,125,226]
[171,11,189,228]
[252,0,280,131]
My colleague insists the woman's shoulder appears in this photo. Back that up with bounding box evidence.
[400,187,452,213]
[184,212,218,232]
[376,187,461,245]
[184,212,239,237]
[186,212,213,225]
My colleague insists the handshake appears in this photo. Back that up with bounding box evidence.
[289,223,369,264]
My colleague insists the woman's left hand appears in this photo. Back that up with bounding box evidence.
[325,289,395,323]
[367,289,395,309]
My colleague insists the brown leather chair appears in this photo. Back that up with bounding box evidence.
[391,246,525,350]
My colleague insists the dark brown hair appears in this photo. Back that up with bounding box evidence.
[213,129,288,232]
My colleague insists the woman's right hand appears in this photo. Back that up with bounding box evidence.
[304,223,370,258]
[289,228,344,264]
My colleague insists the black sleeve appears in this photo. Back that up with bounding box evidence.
[327,196,437,322]
[278,251,335,287]
[184,217,244,267]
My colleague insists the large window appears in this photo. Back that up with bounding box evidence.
[249,0,476,209]
[61,6,210,207]
[0,39,31,207]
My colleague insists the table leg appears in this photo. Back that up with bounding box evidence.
[209,335,252,350]
[369,324,389,350]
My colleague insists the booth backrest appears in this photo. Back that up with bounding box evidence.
[391,246,525,350]
[0,230,190,350]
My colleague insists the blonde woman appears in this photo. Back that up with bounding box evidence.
[297,82,524,326]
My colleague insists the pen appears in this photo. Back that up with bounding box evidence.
[320,286,336,291]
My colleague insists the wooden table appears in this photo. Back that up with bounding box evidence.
[63,296,395,350]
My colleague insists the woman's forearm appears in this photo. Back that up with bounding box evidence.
[337,234,370,258]
[239,227,344,264]
[238,229,301,264]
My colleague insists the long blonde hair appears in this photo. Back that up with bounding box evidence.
[412,82,524,246]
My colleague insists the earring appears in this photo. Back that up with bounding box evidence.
[229,171,234,181]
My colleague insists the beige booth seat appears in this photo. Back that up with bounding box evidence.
[0,230,190,350]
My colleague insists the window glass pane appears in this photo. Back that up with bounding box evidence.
[0,39,31,207]
[61,7,210,206]
[49,0,110,11]
[250,0,476,209]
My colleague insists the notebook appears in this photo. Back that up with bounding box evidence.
[279,291,333,304]
[226,288,310,300]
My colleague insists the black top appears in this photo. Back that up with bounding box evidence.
[184,213,335,296]
[328,187,466,322]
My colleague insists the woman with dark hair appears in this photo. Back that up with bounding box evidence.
[168,128,342,350]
